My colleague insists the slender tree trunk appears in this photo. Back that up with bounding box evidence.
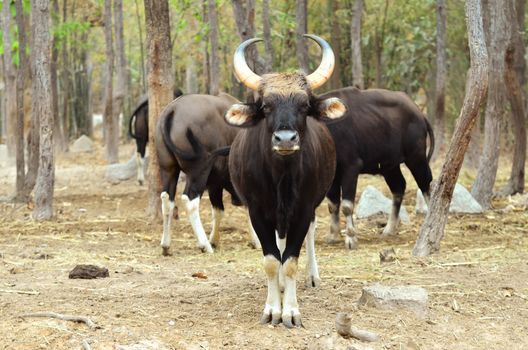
[295,0,309,73]
[32,0,54,220]
[350,0,364,89]
[374,0,389,87]
[328,0,342,90]
[144,0,174,218]
[2,1,16,158]
[103,0,118,164]
[231,0,260,71]
[60,0,71,141]
[114,0,128,137]
[14,0,27,202]
[433,0,447,160]
[208,0,219,95]
[413,0,489,257]
[134,0,146,93]
[262,0,273,72]
[51,0,66,152]
[471,0,509,208]
[500,0,526,196]
[202,0,210,94]
[185,61,198,94]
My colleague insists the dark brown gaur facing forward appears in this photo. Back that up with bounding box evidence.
[225,34,346,327]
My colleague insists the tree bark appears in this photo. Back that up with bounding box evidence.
[144,0,174,218]
[262,0,273,72]
[499,0,526,196]
[14,0,27,201]
[374,0,389,88]
[114,0,128,137]
[471,0,509,208]
[413,0,489,257]
[134,0,146,93]
[295,0,309,73]
[51,0,66,152]
[2,1,16,158]
[328,0,342,90]
[208,0,219,95]
[103,0,118,164]
[433,0,447,160]
[32,0,55,220]
[350,0,364,89]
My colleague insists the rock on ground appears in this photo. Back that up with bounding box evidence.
[70,135,94,153]
[358,284,428,317]
[416,183,483,214]
[105,153,147,182]
[355,185,410,224]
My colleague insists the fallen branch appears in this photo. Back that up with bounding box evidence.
[336,312,380,342]
[0,289,40,295]
[82,339,92,350]
[20,312,98,329]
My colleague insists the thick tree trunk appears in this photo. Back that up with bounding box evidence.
[500,1,526,196]
[14,0,27,202]
[232,0,261,72]
[114,0,128,137]
[295,0,309,73]
[350,0,364,89]
[103,0,118,164]
[2,1,16,158]
[471,0,509,209]
[328,0,342,90]
[433,0,447,160]
[32,0,54,220]
[144,0,174,218]
[208,0,219,95]
[413,0,489,257]
[262,0,273,72]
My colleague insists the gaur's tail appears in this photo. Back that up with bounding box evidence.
[162,111,230,162]
[128,100,149,139]
[425,116,435,162]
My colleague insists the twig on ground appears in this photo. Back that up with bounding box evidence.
[82,339,92,350]
[20,312,98,329]
[336,312,380,342]
[0,289,40,295]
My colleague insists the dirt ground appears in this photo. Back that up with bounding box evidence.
[1,142,527,350]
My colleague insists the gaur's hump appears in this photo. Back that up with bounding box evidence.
[259,72,311,97]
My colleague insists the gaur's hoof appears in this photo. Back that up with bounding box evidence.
[282,311,302,328]
[305,275,321,288]
[248,240,261,250]
[260,311,281,325]
[161,247,171,256]
[381,226,397,237]
[325,235,341,244]
[137,180,144,186]
[345,235,358,250]
[199,243,214,253]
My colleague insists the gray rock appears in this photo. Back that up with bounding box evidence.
[416,183,483,214]
[0,144,8,166]
[105,153,145,182]
[70,135,94,153]
[358,284,428,316]
[117,340,170,350]
[355,185,410,224]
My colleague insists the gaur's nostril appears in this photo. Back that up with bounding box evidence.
[290,133,299,142]
[273,133,282,142]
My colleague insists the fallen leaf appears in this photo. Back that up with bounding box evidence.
[192,272,208,279]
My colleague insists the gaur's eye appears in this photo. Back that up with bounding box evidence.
[262,105,272,113]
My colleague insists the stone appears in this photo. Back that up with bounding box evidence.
[416,183,483,214]
[68,264,109,279]
[70,135,94,153]
[117,340,170,350]
[358,284,428,317]
[355,185,410,224]
[105,153,146,182]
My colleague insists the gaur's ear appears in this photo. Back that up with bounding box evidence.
[225,103,262,127]
[312,97,346,121]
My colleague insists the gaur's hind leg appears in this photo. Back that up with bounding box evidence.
[340,167,360,249]
[160,167,179,256]
[136,140,147,186]
[382,166,406,237]
[304,218,320,288]
[406,158,433,207]
[226,183,261,249]
[325,178,341,244]
[207,185,224,248]
[182,176,214,253]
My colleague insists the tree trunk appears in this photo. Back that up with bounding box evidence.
[32,0,54,220]
[134,0,146,93]
[413,0,489,257]
[2,1,16,158]
[114,0,128,137]
[262,0,273,72]
[185,61,198,94]
[14,0,27,202]
[350,0,364,89]
[374,0,389,88]
[103,0,118,164]
[433,0,447,160]
[295,0,309,73]
[202,0,210,94]
[208,0,219,95]
[144,0,174,218]
[471,0,509,209]
[51,0,66,152]
[499,0,526,196]
[328,0,342,90]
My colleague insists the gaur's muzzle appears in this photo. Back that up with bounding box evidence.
[272,130,300,155]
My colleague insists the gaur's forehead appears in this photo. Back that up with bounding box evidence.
[259,72,311,99]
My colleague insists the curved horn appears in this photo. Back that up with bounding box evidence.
[233,38,263,91]
[304,34,335,90]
